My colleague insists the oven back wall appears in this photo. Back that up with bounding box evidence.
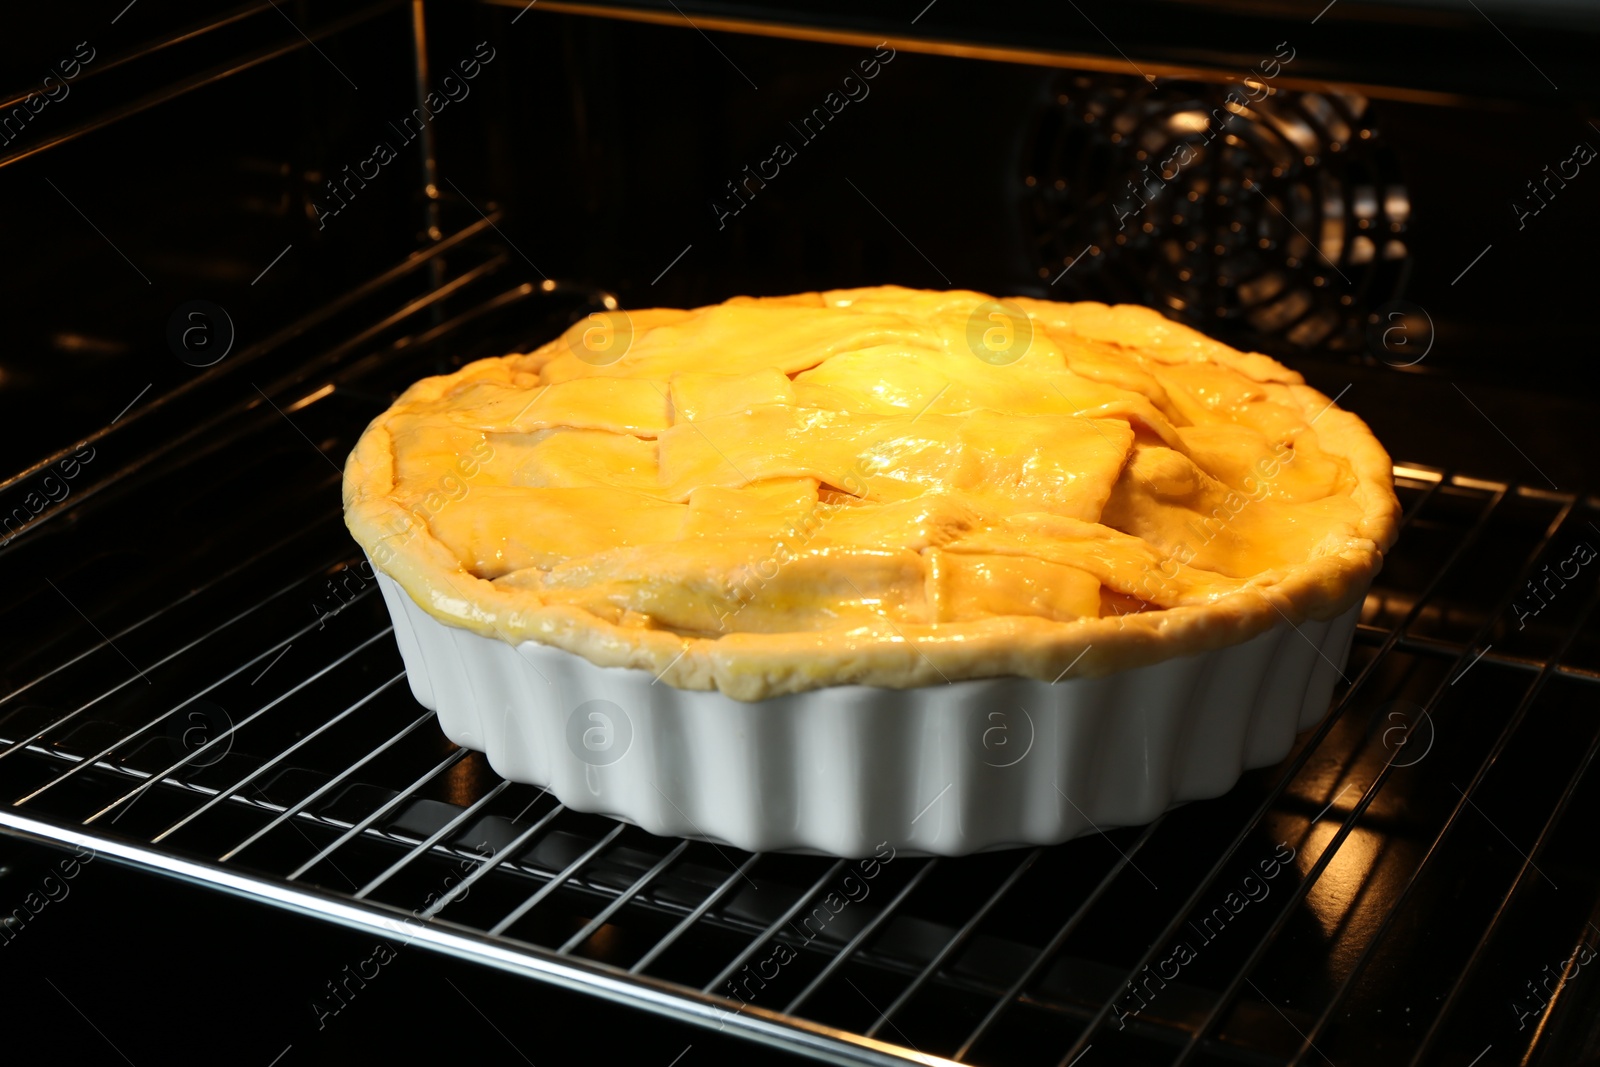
[435,8,1600,485]
[0,3,425,477]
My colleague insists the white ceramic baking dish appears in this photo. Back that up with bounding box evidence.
[371,564,1360,858]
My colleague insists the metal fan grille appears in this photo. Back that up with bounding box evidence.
[1023,74,1412,354]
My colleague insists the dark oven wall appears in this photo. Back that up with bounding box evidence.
[0,2,428,481]
[429,4,1600,488]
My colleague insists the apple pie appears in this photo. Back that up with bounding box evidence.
[343,286,1399,702]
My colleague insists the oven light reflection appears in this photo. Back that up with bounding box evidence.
[286,383,335,413]
[1296,818,1383,939]
[581,921,622,960]
[442,755,479,806]
[1392,464,1443,483]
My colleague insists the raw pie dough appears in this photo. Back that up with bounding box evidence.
[343,287,1400,700]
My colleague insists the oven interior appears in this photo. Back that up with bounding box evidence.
[2,3,1599,1064]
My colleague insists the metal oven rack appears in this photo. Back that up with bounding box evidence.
[2,234,1598,1067]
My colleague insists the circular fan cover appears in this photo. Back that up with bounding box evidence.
[1022,74,1412,355]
